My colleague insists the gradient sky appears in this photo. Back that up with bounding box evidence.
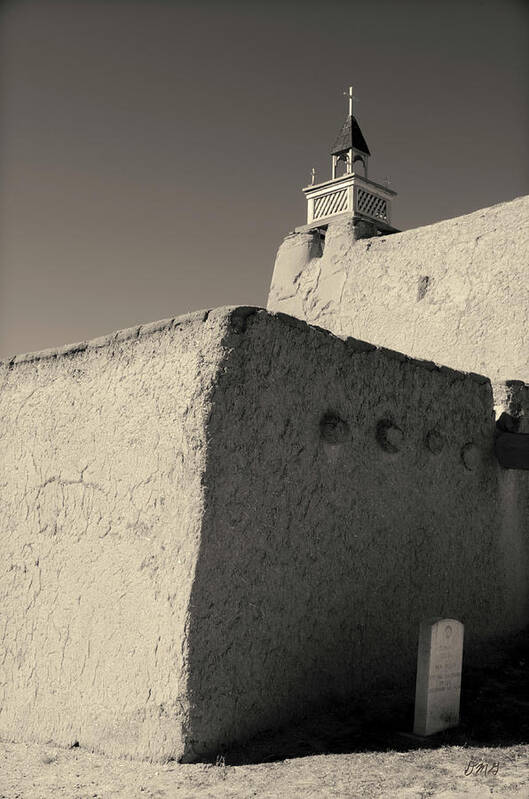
[1,0,528,357]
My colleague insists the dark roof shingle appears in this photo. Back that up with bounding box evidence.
[331,114,370,156]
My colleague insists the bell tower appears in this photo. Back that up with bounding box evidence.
[299,87,398,238]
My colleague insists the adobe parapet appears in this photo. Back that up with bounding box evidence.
[268,194,529,383]
[1,307,216,367]
[1,306,529,762]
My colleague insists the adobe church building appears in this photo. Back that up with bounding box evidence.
[1,92,528,762]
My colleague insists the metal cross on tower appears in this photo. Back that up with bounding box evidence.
[343,86,359,117]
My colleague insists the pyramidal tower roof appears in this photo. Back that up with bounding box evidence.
[331,114,371,157]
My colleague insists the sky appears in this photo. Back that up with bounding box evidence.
[1,0,528,357]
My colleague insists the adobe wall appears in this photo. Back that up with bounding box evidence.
[2,306,529,762]
[267,195,529,383]
[184,310,529,759]
[0,308,232,761]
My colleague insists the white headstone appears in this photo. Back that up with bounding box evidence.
[413,618,464,736]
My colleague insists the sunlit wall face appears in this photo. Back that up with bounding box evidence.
[1,0,528,358]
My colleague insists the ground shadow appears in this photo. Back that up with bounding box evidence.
[217,627,529,766]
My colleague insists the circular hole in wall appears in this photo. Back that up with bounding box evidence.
[461,442,480,471]
[377,419,404,453]
[319,412,350,445]
[426,429,445,454]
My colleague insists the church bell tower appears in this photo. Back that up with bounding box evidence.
[299,87,398,237]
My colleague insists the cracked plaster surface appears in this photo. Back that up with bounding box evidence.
[0,308,235,761]
[185,313,529,759]
[1,306,529,762]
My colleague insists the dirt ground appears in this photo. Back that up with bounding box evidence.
[1,740,528,799]
[2,630,528,799]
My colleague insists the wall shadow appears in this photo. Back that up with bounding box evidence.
[220,626,529,765]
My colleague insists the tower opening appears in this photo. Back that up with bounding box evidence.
[353,155,367,177]
[334,155,349,178]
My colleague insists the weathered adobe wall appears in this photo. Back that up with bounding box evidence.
[184,310,529,760]
[0,308,235,761]
[267,195,529,383]
[1,306,529,763]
